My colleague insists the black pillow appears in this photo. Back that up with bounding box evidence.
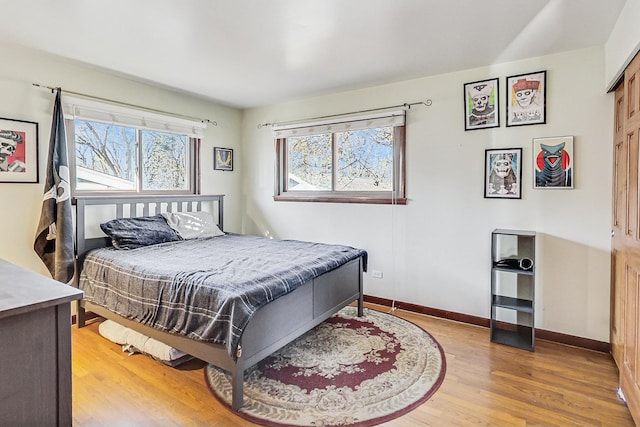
[100,214,180,250]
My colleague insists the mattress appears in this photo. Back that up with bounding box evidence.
[79,233,367,359]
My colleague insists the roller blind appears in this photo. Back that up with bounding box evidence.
[273,110,405,138]
[62,95,207,137]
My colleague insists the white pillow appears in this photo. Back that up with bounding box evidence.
[162,211,224,240]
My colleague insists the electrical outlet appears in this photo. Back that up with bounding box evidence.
[371,270,383,279]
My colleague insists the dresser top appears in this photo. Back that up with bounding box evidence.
[0,259,83,319]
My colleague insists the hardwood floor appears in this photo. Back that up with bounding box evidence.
[71,305,634,426]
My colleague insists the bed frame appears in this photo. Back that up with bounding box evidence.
[73,194,364,410]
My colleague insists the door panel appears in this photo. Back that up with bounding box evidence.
[613,140,624,229]
[624,265,638,378]
[621,261,640,420]
[612,249,625,365]
[626,130,638,239]
[628,73,637,121]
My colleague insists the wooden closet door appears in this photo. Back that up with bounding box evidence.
[613,51,640,425]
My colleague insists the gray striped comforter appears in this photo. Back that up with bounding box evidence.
[79,233,367,360]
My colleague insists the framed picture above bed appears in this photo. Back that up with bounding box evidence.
[484,148,522,199]
[214,147,233,171]
[0,117,39,183]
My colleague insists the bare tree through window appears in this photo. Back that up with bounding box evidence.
[72,119,189,192]
[287,126,393,192]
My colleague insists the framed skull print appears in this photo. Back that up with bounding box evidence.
[484,148,522,199]
[464,78,499,131]
[506,70,546,127]
[0,117,39,183]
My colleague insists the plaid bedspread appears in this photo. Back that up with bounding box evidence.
[79,233,367,360]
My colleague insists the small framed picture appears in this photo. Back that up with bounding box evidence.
[464,78,499,130]
[0,117,39,183]
[506,70,546,127]
[533,136,573,189]
[484,148,522,199]
[214,147,233,171]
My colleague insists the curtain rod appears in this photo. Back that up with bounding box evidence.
[257,100,432,129]
[32,83,217,126]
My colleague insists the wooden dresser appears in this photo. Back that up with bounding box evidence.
[0,259,83,426]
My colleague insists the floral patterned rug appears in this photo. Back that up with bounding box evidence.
[205,306,446,426]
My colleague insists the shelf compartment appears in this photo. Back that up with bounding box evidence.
[492,270,534,301]
[490,324,534,351]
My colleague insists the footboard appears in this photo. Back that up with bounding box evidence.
[240,257,363,362]
[230,256,364,409]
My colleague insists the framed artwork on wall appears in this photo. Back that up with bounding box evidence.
[533,136,573,189]
[0,117,39,183]
[214,147,233,171]
[506,70,546,127]
[464,77,499,130]
[484,148,522,199]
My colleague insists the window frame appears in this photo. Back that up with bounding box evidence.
[274,125,406,204]
[66,118,198,196]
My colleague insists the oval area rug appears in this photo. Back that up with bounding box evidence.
[205,306,446,426]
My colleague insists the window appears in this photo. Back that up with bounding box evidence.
[62,95,205,195]
[274,111,406,204]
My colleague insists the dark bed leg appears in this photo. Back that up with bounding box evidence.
[76,300,86,328]
[231,365,244,411]
[358,258,364,317]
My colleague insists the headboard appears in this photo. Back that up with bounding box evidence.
[74,194,225,264]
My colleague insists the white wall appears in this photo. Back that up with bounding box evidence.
[0,43,243,274]
[606,0,640,89]
[242,46,613,342]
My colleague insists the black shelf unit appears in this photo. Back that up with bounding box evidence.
[490,229,536,351]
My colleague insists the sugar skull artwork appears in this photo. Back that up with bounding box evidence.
[485,148,522,199]
[506,71,546,127]
[0,118,38,183]
[464,78,499,130]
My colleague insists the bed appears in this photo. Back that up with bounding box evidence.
[73,194,366,410]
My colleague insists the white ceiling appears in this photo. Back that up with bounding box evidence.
[0,0,627,108]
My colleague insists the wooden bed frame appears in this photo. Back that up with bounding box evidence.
[73,194,364,410]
